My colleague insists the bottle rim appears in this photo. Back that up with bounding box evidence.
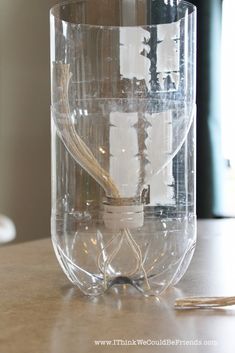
[50,0,197,29]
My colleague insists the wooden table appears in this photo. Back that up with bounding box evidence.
[1,220,235,353]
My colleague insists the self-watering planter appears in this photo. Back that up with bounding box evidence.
[50,0,196,296]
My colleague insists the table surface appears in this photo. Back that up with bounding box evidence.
[1,220,235,353]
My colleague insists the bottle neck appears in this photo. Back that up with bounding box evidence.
[103,198,144,230]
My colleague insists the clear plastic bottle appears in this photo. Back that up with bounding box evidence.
[50,0,197,296]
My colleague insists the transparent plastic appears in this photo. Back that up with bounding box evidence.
[50,0,197,296]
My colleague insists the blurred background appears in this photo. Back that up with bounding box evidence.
[0,0,233,245]
[0,0,57,244]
